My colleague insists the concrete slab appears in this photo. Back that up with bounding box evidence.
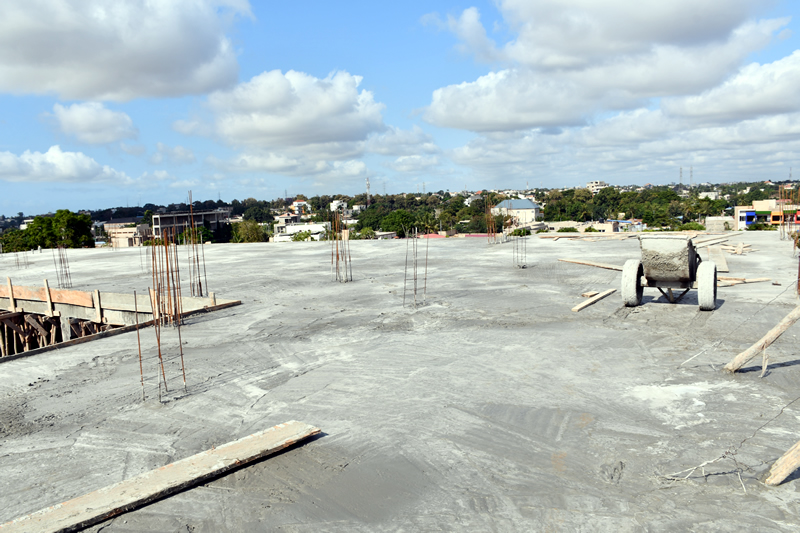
[1,234,799,531]
[0,421,319,533]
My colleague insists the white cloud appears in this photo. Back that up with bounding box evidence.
[120,142,146,156]
[0,145,130,183]
[150,143,196,165]
[208,69,386,148]
[0,0,249,101]
[49,102,137,144]
[173,119,213,137]
[366,126,440,156]
[388,155,440,173]
[663,51,800,123]
[425,2,787,132]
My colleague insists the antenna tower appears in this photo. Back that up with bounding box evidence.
[366,177,371,207]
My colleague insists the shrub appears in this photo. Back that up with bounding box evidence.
[511,228,531,236]
[584,227,599,233]
[746,223,777,231]
[675,222,706,231]
[557,227,579,233]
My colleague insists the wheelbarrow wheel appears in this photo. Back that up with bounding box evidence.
[697,261,717,311]
[622,259,643,307]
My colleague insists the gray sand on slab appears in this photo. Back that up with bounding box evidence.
[1,232,800,532]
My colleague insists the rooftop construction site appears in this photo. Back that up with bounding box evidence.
[2,230,800,531]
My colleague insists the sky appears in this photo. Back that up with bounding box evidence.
[1,0,799,216]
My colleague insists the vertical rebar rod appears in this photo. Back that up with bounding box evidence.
[403,226,409,307]
[424,233,429,303]
[134,290,144,401]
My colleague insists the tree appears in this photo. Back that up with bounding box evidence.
[143,210,153,227]
[232,220,264,243]
[381,209,415,237]
[361,227,376,239]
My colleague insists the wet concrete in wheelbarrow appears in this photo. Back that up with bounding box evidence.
[1,232,800,531]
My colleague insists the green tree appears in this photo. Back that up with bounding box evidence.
[232,220,264,243]
[291,230,312,241]
[381,209,415,237]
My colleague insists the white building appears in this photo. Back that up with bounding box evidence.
[273,222,330,242]
[491,199,541,225]
[587,181,609,195]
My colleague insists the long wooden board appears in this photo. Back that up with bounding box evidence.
[0,285,94,308]
[708,246,729,273]
[0,421,321,533]
[559,259,624,271]
[572,289,616,312]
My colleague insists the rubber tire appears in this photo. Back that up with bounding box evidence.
[697,261,717,311]
[622,259,644,307]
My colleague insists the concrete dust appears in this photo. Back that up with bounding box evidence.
[1,233,800,531]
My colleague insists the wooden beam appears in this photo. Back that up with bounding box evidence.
[6,277,16,312]
[559,258,623,271]
[0,421,321,533]
[24,315,48,338]
[766,439,800,486]
[708,246,729,273]
[1,317,25,338]
[572,289,616,312]
[93,290,103,324]
[724,306,800,372]
[581,291,599,298]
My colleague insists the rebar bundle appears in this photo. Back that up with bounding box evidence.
[15,252,29,270]
[512,234,527,269]
[779,184,799,240]
[185,191,209,297]
[403,228,428,308]
[52,247,72,288]
[330,210,353,282]
[487,204,499,244]
[148,228,188,400]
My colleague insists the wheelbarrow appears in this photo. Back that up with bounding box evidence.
[622,235,717,310]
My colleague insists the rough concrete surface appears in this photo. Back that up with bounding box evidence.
[1,233,800,532]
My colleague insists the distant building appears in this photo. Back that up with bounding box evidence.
[733,199,800,230]
[491,199,541,225]
[463,194,482,207]
[273,222,330,242]
[152,208,231,238]
[699,191,720,200]
[108,224,152,247]
[587,181,608,195]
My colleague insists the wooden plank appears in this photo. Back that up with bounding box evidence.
[1,318,25,338]
[24,315,48,338]
[581,291,599,298]
[6,277,15,311]
[559,258,623,271]
[724,305,800,372]
[766,439,800,486]
[0,421,321,533]
[0,284,94,308]
[93,290,103,324]
[48,288,94,308]
[572,289,616,312]
[708,246,729,273]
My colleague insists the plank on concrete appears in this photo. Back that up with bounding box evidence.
[572,289,616,312]
[0,421,321,533]
[708,246,729,273]
[559,259,623,271]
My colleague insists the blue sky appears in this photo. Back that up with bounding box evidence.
[1,0,799,216]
